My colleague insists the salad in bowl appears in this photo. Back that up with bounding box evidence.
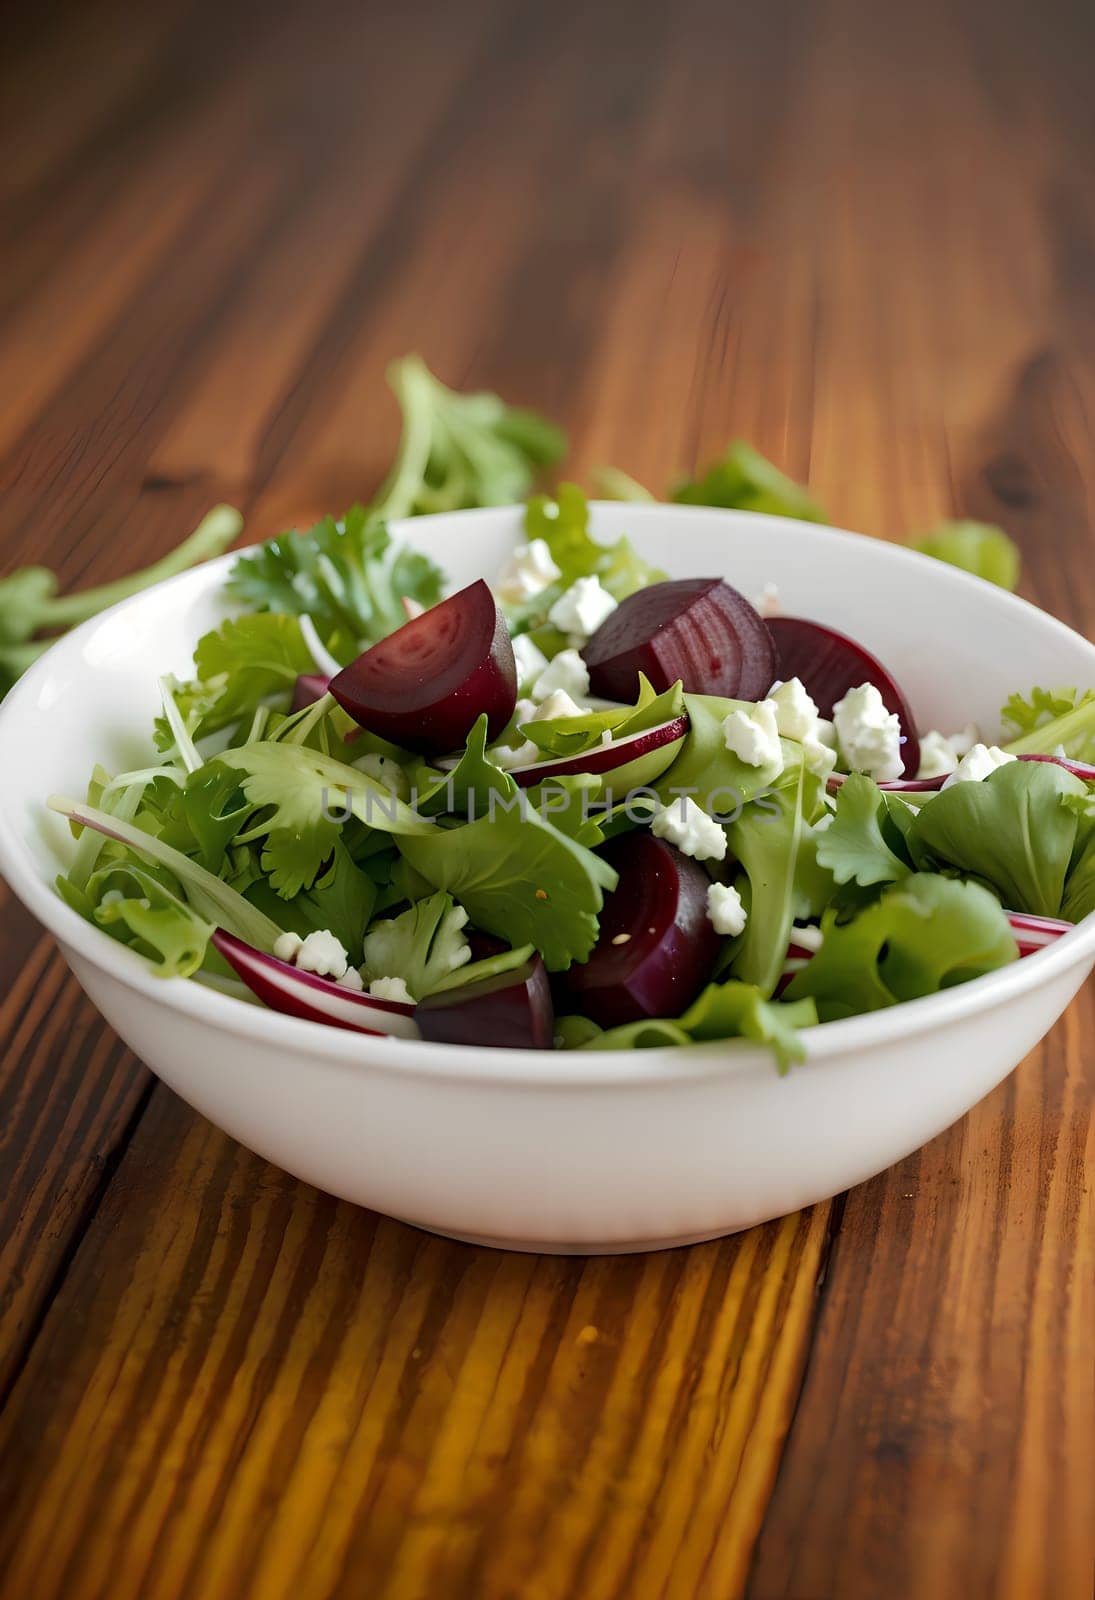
[45,487,1095,1070]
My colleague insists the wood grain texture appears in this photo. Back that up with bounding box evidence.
[0,0,1092,1595]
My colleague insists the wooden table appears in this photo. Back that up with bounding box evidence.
[1,1,1092,1595]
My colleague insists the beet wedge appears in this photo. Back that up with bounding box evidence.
[331,579,517,754]
[560,833,721,1027]
[415,956,554,1048]
[581,577,776,702]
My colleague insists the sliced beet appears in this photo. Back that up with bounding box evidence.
[291,672,331,713]
[415,956,554,1049]
[581,578,776,702]
[330,579,516,754]
[767,615,921,777]
[561,833,721,1027]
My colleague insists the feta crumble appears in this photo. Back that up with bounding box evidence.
[533,689,586,721]
[274,928,350,979]
[754,582,781,618]
[494,538,561,604]
[547,575,617,645]
[832,683,904,782]
[511,632,549,688]
[532,647,590,703]
[707,881,747,936]
[789,922,824,952]
[337,967,365,991]
[941,743,1017,787]
[721,700,783,771]
[916,730,960,780]
[368,976,414,1005]
[354,751,410,798]
[651,797,727,862]
[769,676,820,741]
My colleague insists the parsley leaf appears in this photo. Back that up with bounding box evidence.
[361,890,472,999]
[214,742,436,898]
[227,504,443,651]
[1000,686,1095,762]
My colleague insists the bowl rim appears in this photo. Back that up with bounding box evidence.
[1,501,1093,1090]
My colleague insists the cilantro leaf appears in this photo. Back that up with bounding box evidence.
[523,484,666,604]
[817,773,912,886]
[66,858,214,978]
[214,742,435,898]
[397,805,618,971]
[155,614,318,751]
[908,760,1086,917]
[785,873,1018,1020]
[911,521,1020,590]
[671,441,826,523]
[1000,686,1095,762]
[228,504,443,650]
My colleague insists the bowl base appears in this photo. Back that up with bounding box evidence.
[401,1217,750,1256]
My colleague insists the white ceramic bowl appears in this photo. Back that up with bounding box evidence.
[1,505,1093,1253]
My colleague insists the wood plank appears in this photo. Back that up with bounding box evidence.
[0,1096,831,1600]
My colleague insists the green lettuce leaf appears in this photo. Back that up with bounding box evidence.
[725,763,811,996]
[671,441,826,523]
[911,521,1020,590]
[397,804,618,971]
[785,873,1019,1020]
[57,857,214,978]
[572,981,817,1071]
[1062,830,1095,922]
[907,760,1087,917]
[227,503,443,650]
[817,773,911,887]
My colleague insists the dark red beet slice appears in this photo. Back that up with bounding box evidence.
[560,833,721,1028]
[767,615,921,777]
[330,580,516,754]
[415,956,554,1049]
[581,578,776,702]
[291,672,331,713]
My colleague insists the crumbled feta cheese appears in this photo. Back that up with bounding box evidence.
[917,730,960,780]
[533,689,585,721]
[99,888,126,908]
[513,697,538,726]
[295,929,350,979]
[754,582,782,618]
[494,740,539,770]
[274,931,304,964]
[532,648,590,703]
[354,751,410,798]
[814,811,834,832]
[337,967,365,991]
[368,976,414,1004]
[511,632,549,688]
[494,539,562,604]
[402,596,425,620]
[651,797,727,862]
[942,743,1017,787]
[547,575,618,645]
[769,677,820,741]
[803,735,837,781]
[707,881,747,936]
[790,922,824,952]
[833,683,904,782]
[721,700,783,770]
